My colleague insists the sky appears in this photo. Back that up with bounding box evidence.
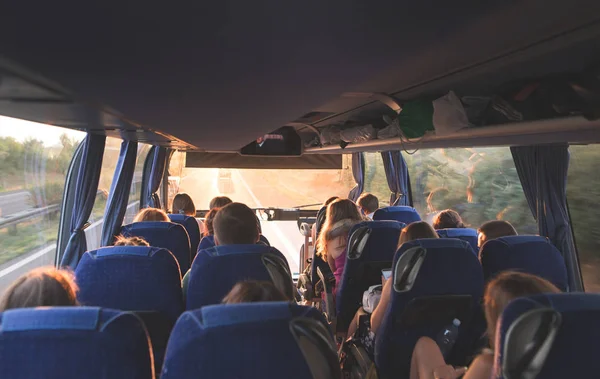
[0,115,85,146]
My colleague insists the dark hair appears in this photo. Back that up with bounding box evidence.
[398,221,439,247]
[203,207,220,237]
[133,207,170,222]
[432,209,465,229]
[213,202,259,245]
[478,220,517,244]
[114,235,150,247]
[172,193,196,216]
[324,196,339,207]
[222,281,288,304]
[0,267,79,311]
[209,196,233,210]
[357,193,379,214]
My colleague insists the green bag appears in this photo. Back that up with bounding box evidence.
[397,100,435,138]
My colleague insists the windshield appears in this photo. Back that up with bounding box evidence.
[169,152,354,211]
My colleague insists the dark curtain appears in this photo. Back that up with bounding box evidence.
[60,134,106,268]
[381,151,411,206]
[348,152,365,202]
[511,144,581,290]
[142,146,168,209]
[100,140,138,246]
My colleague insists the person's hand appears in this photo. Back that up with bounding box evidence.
[433,364,467,379]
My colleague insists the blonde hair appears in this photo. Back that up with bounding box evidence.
[172,193,196,216]
[316,199,364,261]
[0,267,79,311]
[484,271,560,347]
[398,221,439,247]
[114,235,150,247]
[203,207,220,237]
[133,207,170,222]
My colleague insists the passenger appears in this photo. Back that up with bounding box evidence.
[203,207,220,237]
[222,280,287,304]
[0,267,79,311]
[357,193,379,220]
[311,196,340,243]
[316,199,364,288]
[114,235,150,247]
[133,207,170,222]
[432,209,465,230]
[477,220,517,248]
[172,193,197,217]
[209,196,232,210]
[409,271,559,379]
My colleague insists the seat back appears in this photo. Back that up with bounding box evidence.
[122,221,192,274]
[375,238,483,378]
[169,214,201,258]
[373,206,421,224]
[162,302,339,379]
[0,307,153,379]
[186,244,294,310]
[436,228,479,253]
[479,235,568,291]
[336,220,404,332]
[76,246,184,371]
[495,293,600,379]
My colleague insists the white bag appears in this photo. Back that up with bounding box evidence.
[340,124,376,143]
[320,125,342,146]
[432,91,469,136]
[362,284,383,314]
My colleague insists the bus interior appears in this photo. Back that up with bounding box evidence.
[1,2,600,378]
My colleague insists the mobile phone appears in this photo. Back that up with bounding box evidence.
[381,269,392,281]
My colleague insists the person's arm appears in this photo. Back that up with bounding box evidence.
[370,277,392,334]
[462,352,493,379]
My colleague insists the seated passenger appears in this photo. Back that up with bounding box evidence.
[133,207,170,222]
[316,199,364,288]
[477,220,517,248]
[173,193,203,231]
[0,267,79,311]
[209,196,232,210]
[432,209,465,230]
[114,235,150,247]
[409,271,559,379]
[357,193,379,220]
[203,207,220,238]
[222,280,287,304]
[347,221,439,339]
[311,196,340,243]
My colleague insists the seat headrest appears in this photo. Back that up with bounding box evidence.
[347,220,404,260]
[122,221,185,232]
[168,214,191,222]
[373,206,421,223]
[198,302,295,328]
[89,245,170,258]
[201,243,280,257]
[436,228,477,238]
[1,307,102,331]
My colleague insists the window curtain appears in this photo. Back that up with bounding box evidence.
[100,140,138,246]
[511,144,581,290]
[381,150,411,206]
[141,146,168,209]
[348,152,365,202]
[60,134,106,268]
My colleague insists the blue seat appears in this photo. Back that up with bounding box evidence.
[495,293,600,378]
[122,221,192,274]
[186,244,294,310]
[436,228,479,253]
[197,234,271,253]
[479,235,568,291]
[375,238,483,378]
[373,206,421,224]
[169,214,201,258]
[335,220,404,332]
[75,246,184,371]
[0,307,153,379]
[161,302,339,379]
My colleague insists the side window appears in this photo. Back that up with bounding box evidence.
[363,152,391,207]
[123,143,152,224]
[0,116,84,295]
[404,147,537,233]
[567,145,600,292]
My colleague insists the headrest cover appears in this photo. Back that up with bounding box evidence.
[95,246,163,258]
[1,307,102,332]
[198,302,293,328]
[437,228,477,238]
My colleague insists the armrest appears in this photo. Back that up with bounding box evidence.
[317,266,337,332]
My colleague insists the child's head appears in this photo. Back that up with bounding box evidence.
[432,209,465,230]
[222,280,288,304]
[316,199,363,261]
[398,221,439,247]
[357,193,379,216]
[477,220,517,248]
[0,267,79,311]
[213,202,259,245]
[133,207,170,223]
[114,235,150,247]
[209,196,233,210]
[172,193,196,216]
[203,207,220,237]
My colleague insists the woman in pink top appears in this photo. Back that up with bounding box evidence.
[316,199,364,292]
